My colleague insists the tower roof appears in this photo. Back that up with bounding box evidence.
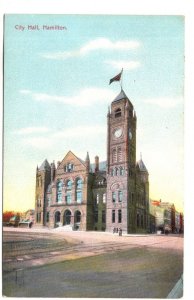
[136,158,148,173]
[39,159,51,171]
[113,89,128,102]
[113,89,133,108]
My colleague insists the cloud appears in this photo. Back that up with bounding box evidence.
[21,125,106,150]
[40,38,141,60]
[53,125,106,138]
[22,137,53,149]
[15,127,50,135]
[105,60,141,70]
[20,89,32,94]
[143,97,183,108]
[20,87,116,107]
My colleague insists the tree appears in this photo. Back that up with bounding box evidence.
[3,211,21,222]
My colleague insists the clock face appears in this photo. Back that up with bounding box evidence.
[114,128,122,138]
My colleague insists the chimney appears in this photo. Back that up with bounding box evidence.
[95,156,99,173]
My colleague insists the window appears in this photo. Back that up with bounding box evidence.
[137,214,140,227]
[112,149,117,163]
[131,192,134,204]
[115,108,121,118]
[118,147,122,162]
[76,178,82,189]
[76,178,82,203]
[112,192,116,203]
[96,194,99,204]
[67,180,72,189]
[46,212,49,223]
[118,210,122,223]
[94,210,98,223]
[102,210,106,223]
[76,191,82,204]
[57,180,63,203]
[47,197,51,207]
[118,191,123,202]
[120,167,124,176]
[66,191,72,204]
[65,163,74,172]
[141,215,144,227]
[36,212,41,223]
[116,168,119,176]
[103,193,106,203]
[112,210,115,223]
[75,211,81,223]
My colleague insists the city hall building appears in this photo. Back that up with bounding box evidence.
[35,89,149,234]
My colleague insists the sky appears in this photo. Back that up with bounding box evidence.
[3,14,184,212]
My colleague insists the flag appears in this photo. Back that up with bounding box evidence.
[109,69,123,85]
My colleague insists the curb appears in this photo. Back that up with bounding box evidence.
[167,275,183,298]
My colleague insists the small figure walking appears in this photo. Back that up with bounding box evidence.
[119,228,122,236]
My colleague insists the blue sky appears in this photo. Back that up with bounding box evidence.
[4,15,184,212]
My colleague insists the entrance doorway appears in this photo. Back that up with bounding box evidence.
[63,210,71,225]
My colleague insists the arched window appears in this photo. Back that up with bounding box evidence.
[120,167,124,176]
[56,180,63,203]
[118,147,122,162]
[76,178,82,203]
[116,168,119,176]
[115,108,121,118]
[75,210,81,223]
[66,180,72,189]
[112,192,116,203]
[55,211,61,225]
[118,191,123,202]
[112,149,117,163]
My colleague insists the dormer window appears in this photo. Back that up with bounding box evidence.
[115,108,121,118]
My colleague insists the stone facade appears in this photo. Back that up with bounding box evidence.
[35,90,149,233]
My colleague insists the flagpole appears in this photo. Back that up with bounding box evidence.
[120,68,123,91]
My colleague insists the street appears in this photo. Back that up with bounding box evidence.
[3,227,183,298]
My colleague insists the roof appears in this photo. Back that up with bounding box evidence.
[113,89,128,102]
[39,159,51,171]
[90,161,107,173]
[136,158,148,173]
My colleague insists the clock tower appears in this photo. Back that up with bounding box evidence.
[106,89,137,233]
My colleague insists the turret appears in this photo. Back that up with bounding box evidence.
[51,160,56,182]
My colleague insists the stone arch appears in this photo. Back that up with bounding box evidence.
[63,209,72,225]
[74,210,82,230]
[54,210,61,227]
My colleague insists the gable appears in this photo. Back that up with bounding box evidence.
[57,150,86,173]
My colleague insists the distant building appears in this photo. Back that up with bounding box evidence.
[149,200,182,233]
[35,90,149,233]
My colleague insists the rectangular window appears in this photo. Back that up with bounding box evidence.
[102,210,106,223]
[94,210,98,223]
[46,212,49,223]
[96,194,99,204]
[118,209,122,223]
[118,191,123,202]
[103,193,106,203]
[76,191,82,203]
[131,193,134,204]
[112,192,116,203]
[66,192,72,204]
[112,210,115,223]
